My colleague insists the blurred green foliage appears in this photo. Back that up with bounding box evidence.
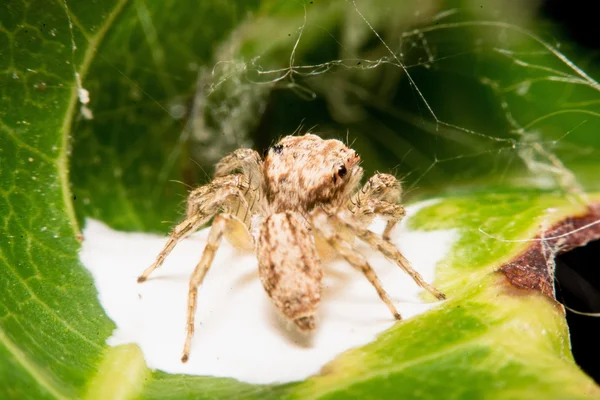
[1,0,599,398]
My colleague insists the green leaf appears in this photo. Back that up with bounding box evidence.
[69,0,261,232]
[2,0,600,399]
[1,0,257,397]
[135,193,600,400]
[1,0,126,398]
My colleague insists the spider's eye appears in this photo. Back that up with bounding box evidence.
[338,165,347,178]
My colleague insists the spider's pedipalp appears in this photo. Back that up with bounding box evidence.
[351,173,405,239]
[182,213,251,362]
[358,173,403,204]
[353,199,406,241]
[310,208,402,320]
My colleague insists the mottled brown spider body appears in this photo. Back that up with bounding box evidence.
[264,135,363,212]
[137,133,445,362]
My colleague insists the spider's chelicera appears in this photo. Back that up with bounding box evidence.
[137,134,445,362]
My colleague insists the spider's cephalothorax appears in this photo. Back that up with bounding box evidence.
[263,134,363,213]
[137,133,445,363]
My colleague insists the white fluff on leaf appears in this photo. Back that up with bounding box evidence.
[80,200,457,384]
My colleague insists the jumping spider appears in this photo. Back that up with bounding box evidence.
[137,134,445,362]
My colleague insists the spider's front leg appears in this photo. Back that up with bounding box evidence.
[214,148,263,180]
[137,174,250,282]
[351,173,405,240]
[310,208,402,320]
[137,173,255,363]
[213,148,266,224]
[332,208,446,301]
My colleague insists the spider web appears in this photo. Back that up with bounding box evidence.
[168,0,600,271]
[69,0,600,241]
[179,0,598,202]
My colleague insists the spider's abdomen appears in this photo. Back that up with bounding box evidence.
[257,211,322,331]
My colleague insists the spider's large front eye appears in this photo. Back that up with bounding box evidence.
[338,165,347,178]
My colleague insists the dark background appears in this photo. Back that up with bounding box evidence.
[542,0,599,51]
[543,0,600,384]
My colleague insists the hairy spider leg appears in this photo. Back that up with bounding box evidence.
[137,175,249,282]
[136,214,204,283]
[311,209,402,320]
[182,213,252,362]
[333,211,446,300]
[213,148,266,225]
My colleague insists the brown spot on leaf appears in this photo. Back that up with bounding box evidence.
[501,203,600,297]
